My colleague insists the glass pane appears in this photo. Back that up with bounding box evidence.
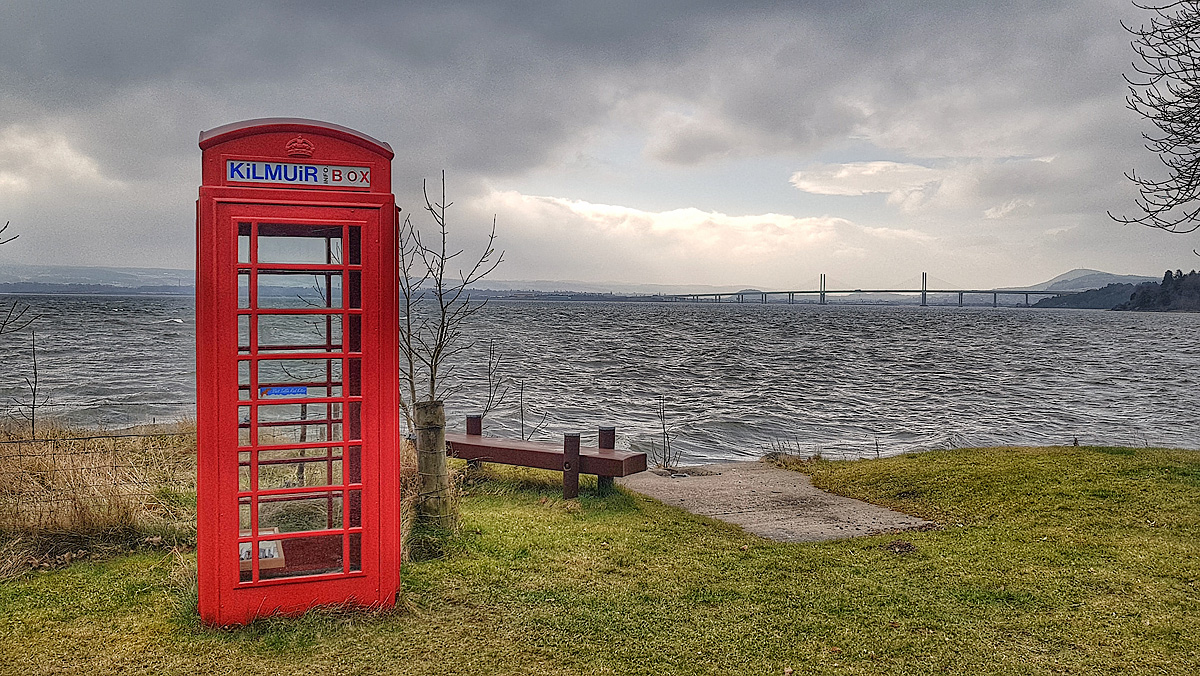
[237,229,251,263]
[239,497,252,530]
[238,360,251,401]
[256,402,341,445]
[258,492,342,534]
[349,532,361,573]
[349,271,361,309]
[238,406,251,447]
[238,272,250,309]
[348,314,361,352]
[348,445,361,484]
[258,313,343,353]
[238,315,250,354]
[348,489,362,528]
[257,224,343,264]
[239,451,251,491]
[257,358,342,398]
[347,401,361,441]
[257,271,342,310]
[259,422,342,446]
[257,447,343,489]
[348,227,361,265]
[348,359,361,396]
[243,532,344,582]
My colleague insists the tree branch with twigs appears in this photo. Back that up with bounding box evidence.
[1111,1,1200,233]
[398,172,504,526]
[408,171,502,402]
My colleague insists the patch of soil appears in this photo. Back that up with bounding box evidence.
[885,539,917,555]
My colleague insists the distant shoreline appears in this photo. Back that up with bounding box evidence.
[0,283,192,296]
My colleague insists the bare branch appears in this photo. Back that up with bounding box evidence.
[481,339,509,418]
[1115,2,1200,232]
[0,300,36,337]
[516,380,549,441]
[398,172,505,421]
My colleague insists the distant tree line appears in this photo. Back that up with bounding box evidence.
[1032,270,1200,311]
[1033,283,1138,310]
[1117,270,1200,311]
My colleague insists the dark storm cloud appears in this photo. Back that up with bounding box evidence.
[0,1,1128,173]
[0,0,1187,281]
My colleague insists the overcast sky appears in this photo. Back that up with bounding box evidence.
[0,0,1195,290]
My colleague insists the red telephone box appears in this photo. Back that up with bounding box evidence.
[196,118,400,625]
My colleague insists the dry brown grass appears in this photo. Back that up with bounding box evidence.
[0,420,197,536]
[398,436,423,559]
[1,421,429,577]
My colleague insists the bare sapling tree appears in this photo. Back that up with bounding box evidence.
[400,172,503,528]
[1112,2,1200,232]
[649,395,683,470]
[12,329,48,438]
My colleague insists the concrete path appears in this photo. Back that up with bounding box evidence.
[618,461,934,543]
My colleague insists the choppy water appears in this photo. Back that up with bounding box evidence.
[1,294,1198,462]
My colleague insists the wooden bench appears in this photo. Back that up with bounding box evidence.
[445,420,647,499]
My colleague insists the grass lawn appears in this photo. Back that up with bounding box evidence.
[1,445,1197,675]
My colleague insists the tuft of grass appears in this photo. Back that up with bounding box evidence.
[1,446,1197,675]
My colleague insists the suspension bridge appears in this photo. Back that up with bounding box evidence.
[655,273,1071,307]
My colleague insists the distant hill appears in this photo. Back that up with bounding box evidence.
[0,262,192,287]
[0,263,752,296]
[0,282,192,296]
[1009,269,1158,293]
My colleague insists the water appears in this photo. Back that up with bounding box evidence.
[0,294,194,429]
[1,294,1198,462]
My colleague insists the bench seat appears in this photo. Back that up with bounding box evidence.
[445,433,647,477]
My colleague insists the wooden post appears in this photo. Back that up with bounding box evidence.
[597,427,615,493]
[415,400,454,528]
[465,414,483,470]
[563,433,580,499]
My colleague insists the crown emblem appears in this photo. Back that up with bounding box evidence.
[285,136,314,158]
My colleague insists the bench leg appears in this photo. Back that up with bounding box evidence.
[563,434,580,500]
[597,476,614,494]
[467,459,483,472]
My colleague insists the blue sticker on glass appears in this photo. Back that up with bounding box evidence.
[261,386,307,396]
